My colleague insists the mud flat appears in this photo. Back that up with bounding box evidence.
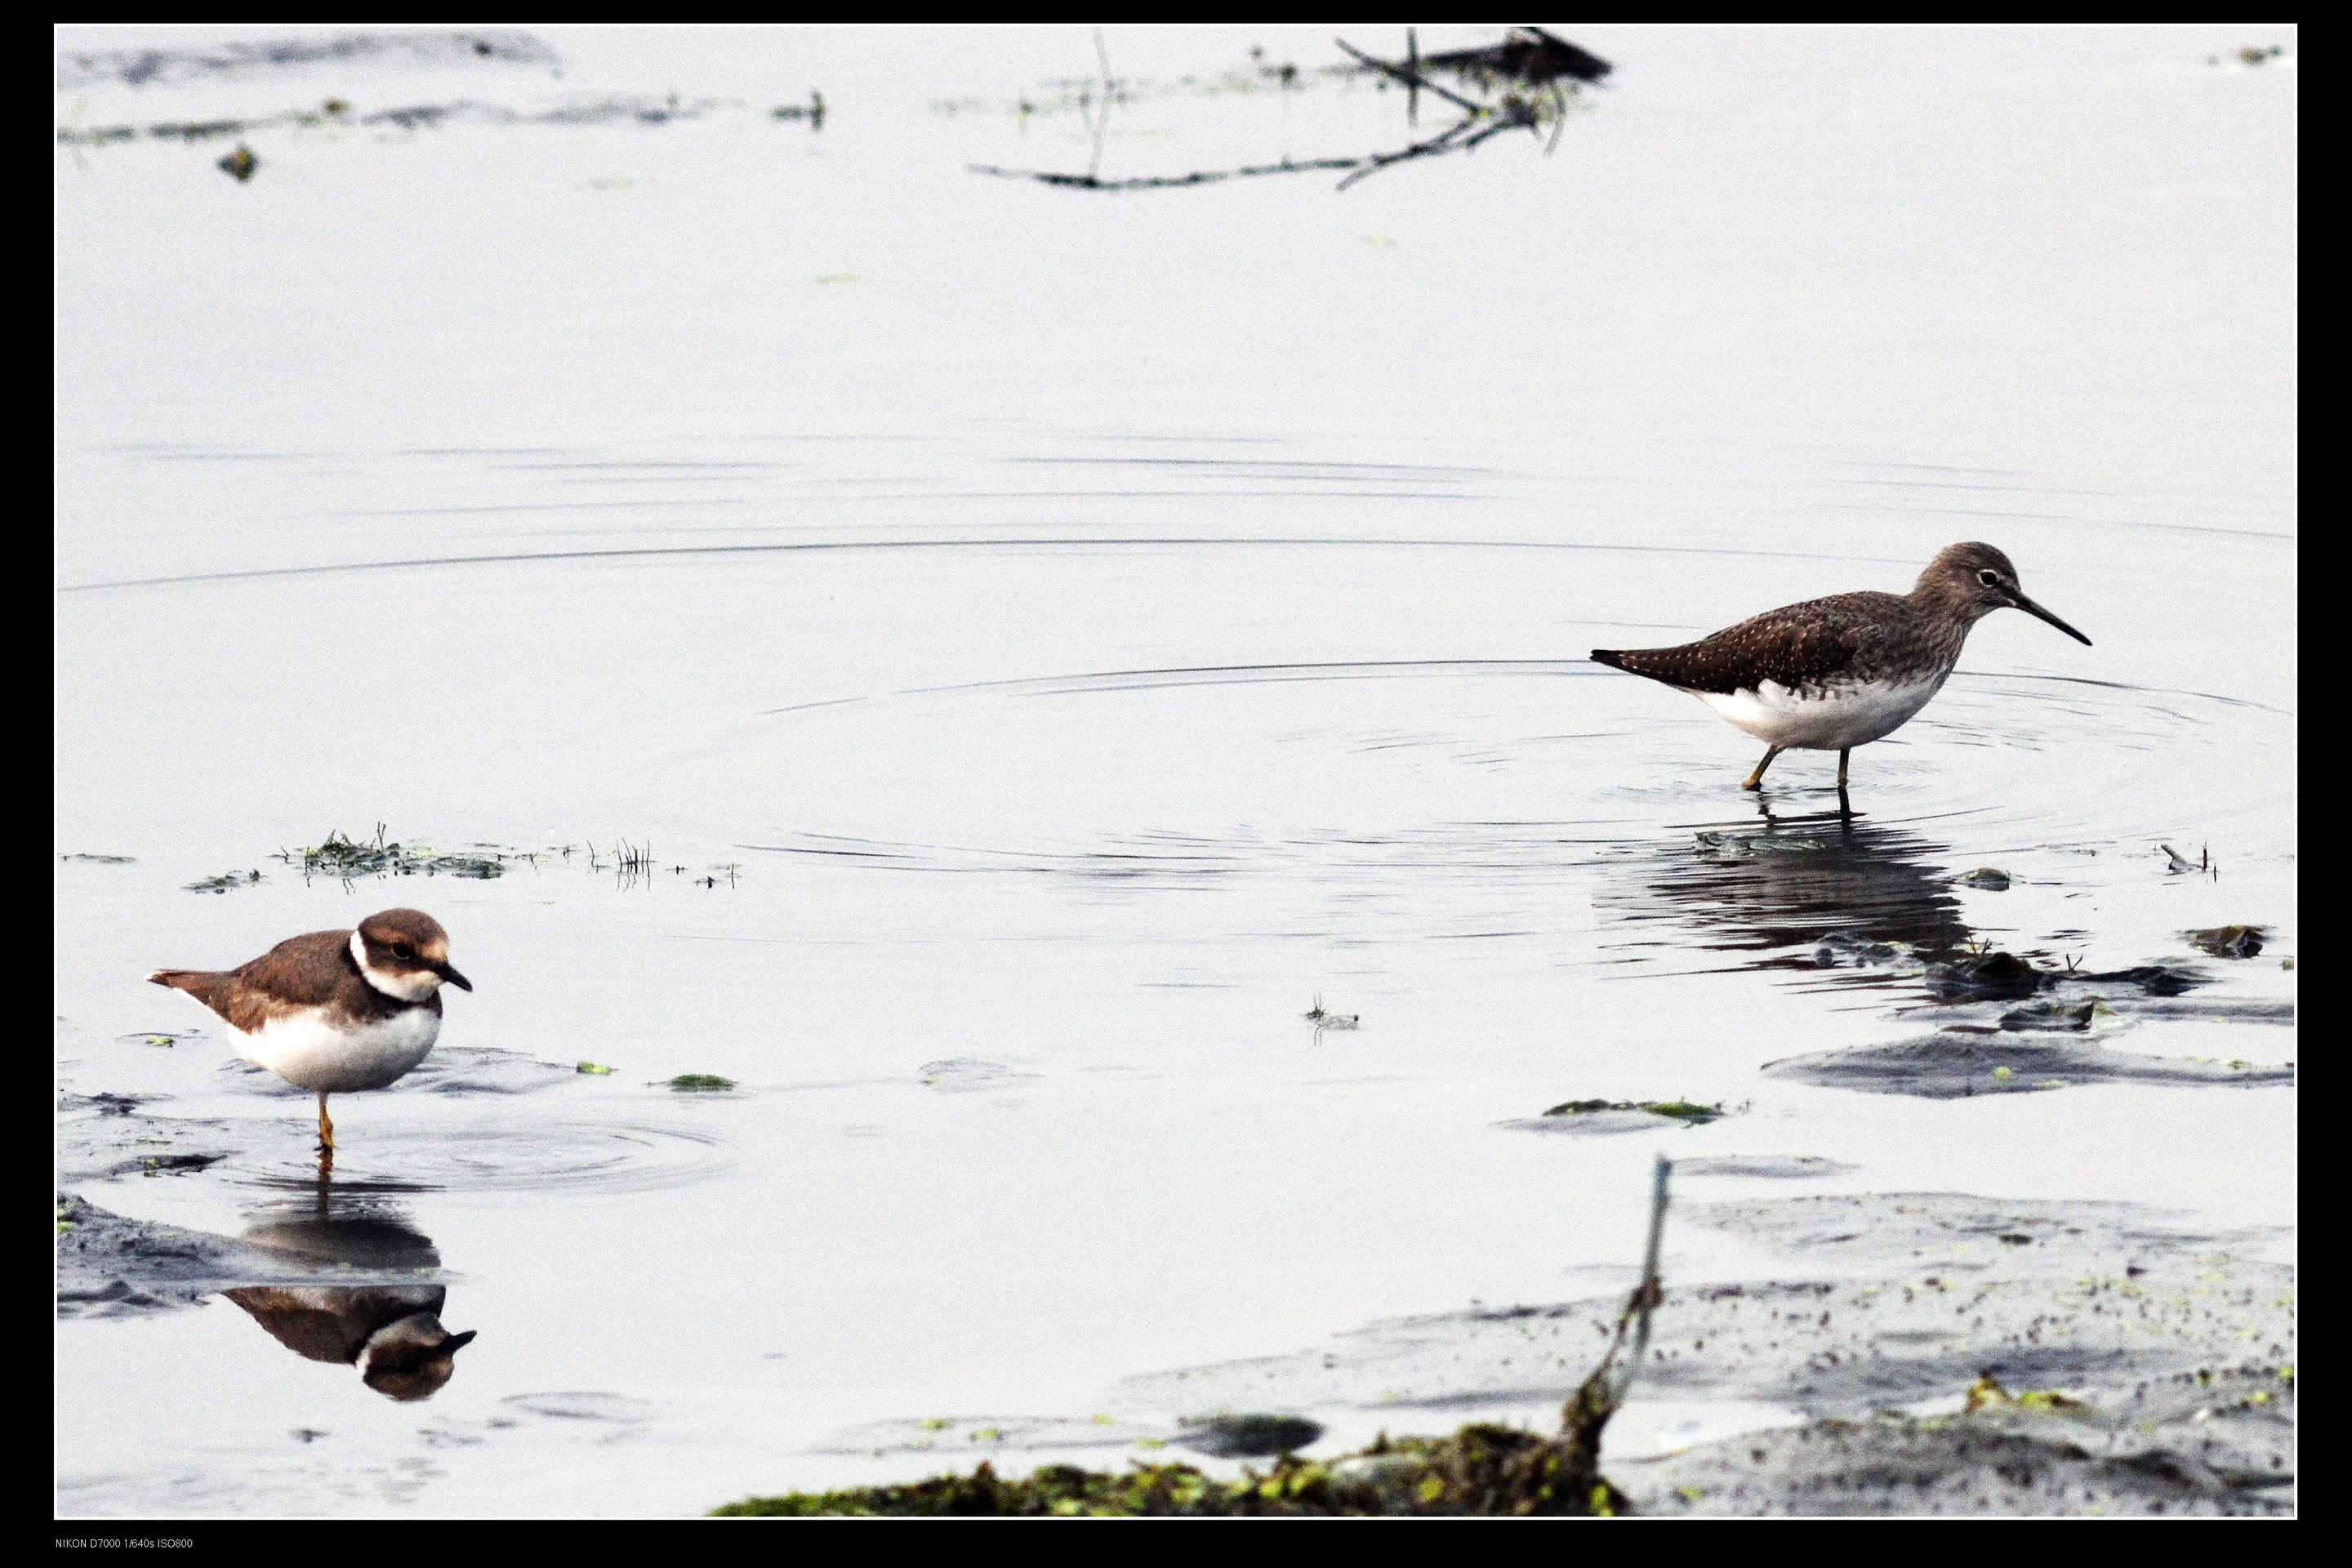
[740,1189,2292,1515]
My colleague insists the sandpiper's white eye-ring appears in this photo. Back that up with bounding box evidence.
[1976,568,2002,587]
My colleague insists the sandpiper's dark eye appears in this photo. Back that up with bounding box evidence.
[1976,569,2001,587]
[393,942,416,960]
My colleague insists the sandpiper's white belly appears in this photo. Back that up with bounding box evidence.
[1695,672,1949,751]
[228,1006,441,1094]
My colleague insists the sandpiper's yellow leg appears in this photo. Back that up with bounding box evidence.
[1838,748,1850,789]
[1741,745,1784,791]
[317,1093,335,1154]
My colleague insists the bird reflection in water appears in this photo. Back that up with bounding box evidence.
[221,1176,474,1401]
[1604,800,1978,970]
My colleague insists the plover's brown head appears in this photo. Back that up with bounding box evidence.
[357,1311,478,1401]
[1916,542,2091,645]
[352,909,472,1001]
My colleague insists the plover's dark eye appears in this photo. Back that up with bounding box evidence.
[1976,569,2001,587]
[393,942,415,960]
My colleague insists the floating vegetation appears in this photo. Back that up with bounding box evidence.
[56,30,560,90]
[1544,1098,1724,1126]
[586,838,655,885]
[60,853,135,864]
[278,826,505,882]
[59,90,819,151]
[716,1431,1626,1517]
[1954,868,2011,890]
[576,1062,614,1076]
[2186,924,2267,959]
[666,1074,737,1093]
[771,91,826,125]
[246,824,719,893]
[718,1159,1672,1515]
[185,870,262,894]
[216,144,256,181]
[971,27,1609,194]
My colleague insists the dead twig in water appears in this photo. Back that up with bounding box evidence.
[1557,1154,1671,1479]
[1333,37,1486,117]
[971,27,1606,194]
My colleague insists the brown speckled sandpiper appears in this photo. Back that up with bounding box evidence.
[1592,543,2091,792]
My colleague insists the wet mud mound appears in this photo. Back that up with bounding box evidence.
[1624,1366,2292,1516]
[55,1194,447,1319]
[1764,1032,2293,1097]
[1094,1193,2292,1514]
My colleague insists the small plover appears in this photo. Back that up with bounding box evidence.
[149,908,472,1154]
[1592,542,2090,793]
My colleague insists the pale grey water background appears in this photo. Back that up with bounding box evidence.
[56,24,2293,1513]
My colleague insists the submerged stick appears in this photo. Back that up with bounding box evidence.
[1334,37,1486,117]
[1558,1155,1670,1466]
[973,29,1579,194]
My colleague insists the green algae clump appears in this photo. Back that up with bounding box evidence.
[714,1426,1627,1517]
[1544,1098,1723,1125]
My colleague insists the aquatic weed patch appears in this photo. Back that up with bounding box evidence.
[1545,1098,1726,1125]
[666,1074,737,1093]
[264,826,737,889]
[715,1428,1626,1516]
[278,827,506,882]
[185,869,263,893]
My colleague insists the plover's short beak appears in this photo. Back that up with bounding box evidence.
[2012,592,2091,647]
[434,961,473,992]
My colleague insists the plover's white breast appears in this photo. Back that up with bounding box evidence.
[1695,671,1949,751]
[229,1005,442,1094]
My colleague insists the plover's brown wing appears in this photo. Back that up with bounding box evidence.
[1592,591,1900,695]
[149,929,356,1031]
[234,929,363,1002]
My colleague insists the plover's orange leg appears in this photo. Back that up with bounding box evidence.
[1741,745,1784,791]
[317,1093,335,1154]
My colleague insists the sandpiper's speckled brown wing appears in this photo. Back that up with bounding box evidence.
[1592,590,1931,696]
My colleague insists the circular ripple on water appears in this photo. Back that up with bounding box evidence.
[230,1119,732,1196]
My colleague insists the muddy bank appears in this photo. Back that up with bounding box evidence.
[769,1190,2292,1515]
[1622,1365,2291,1515]
[55,1193,448,1318]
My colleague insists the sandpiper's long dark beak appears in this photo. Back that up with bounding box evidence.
[2011,592,2091,646]
[434,961,473,991]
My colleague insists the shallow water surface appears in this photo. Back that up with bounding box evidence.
[56,24,2293,1515]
